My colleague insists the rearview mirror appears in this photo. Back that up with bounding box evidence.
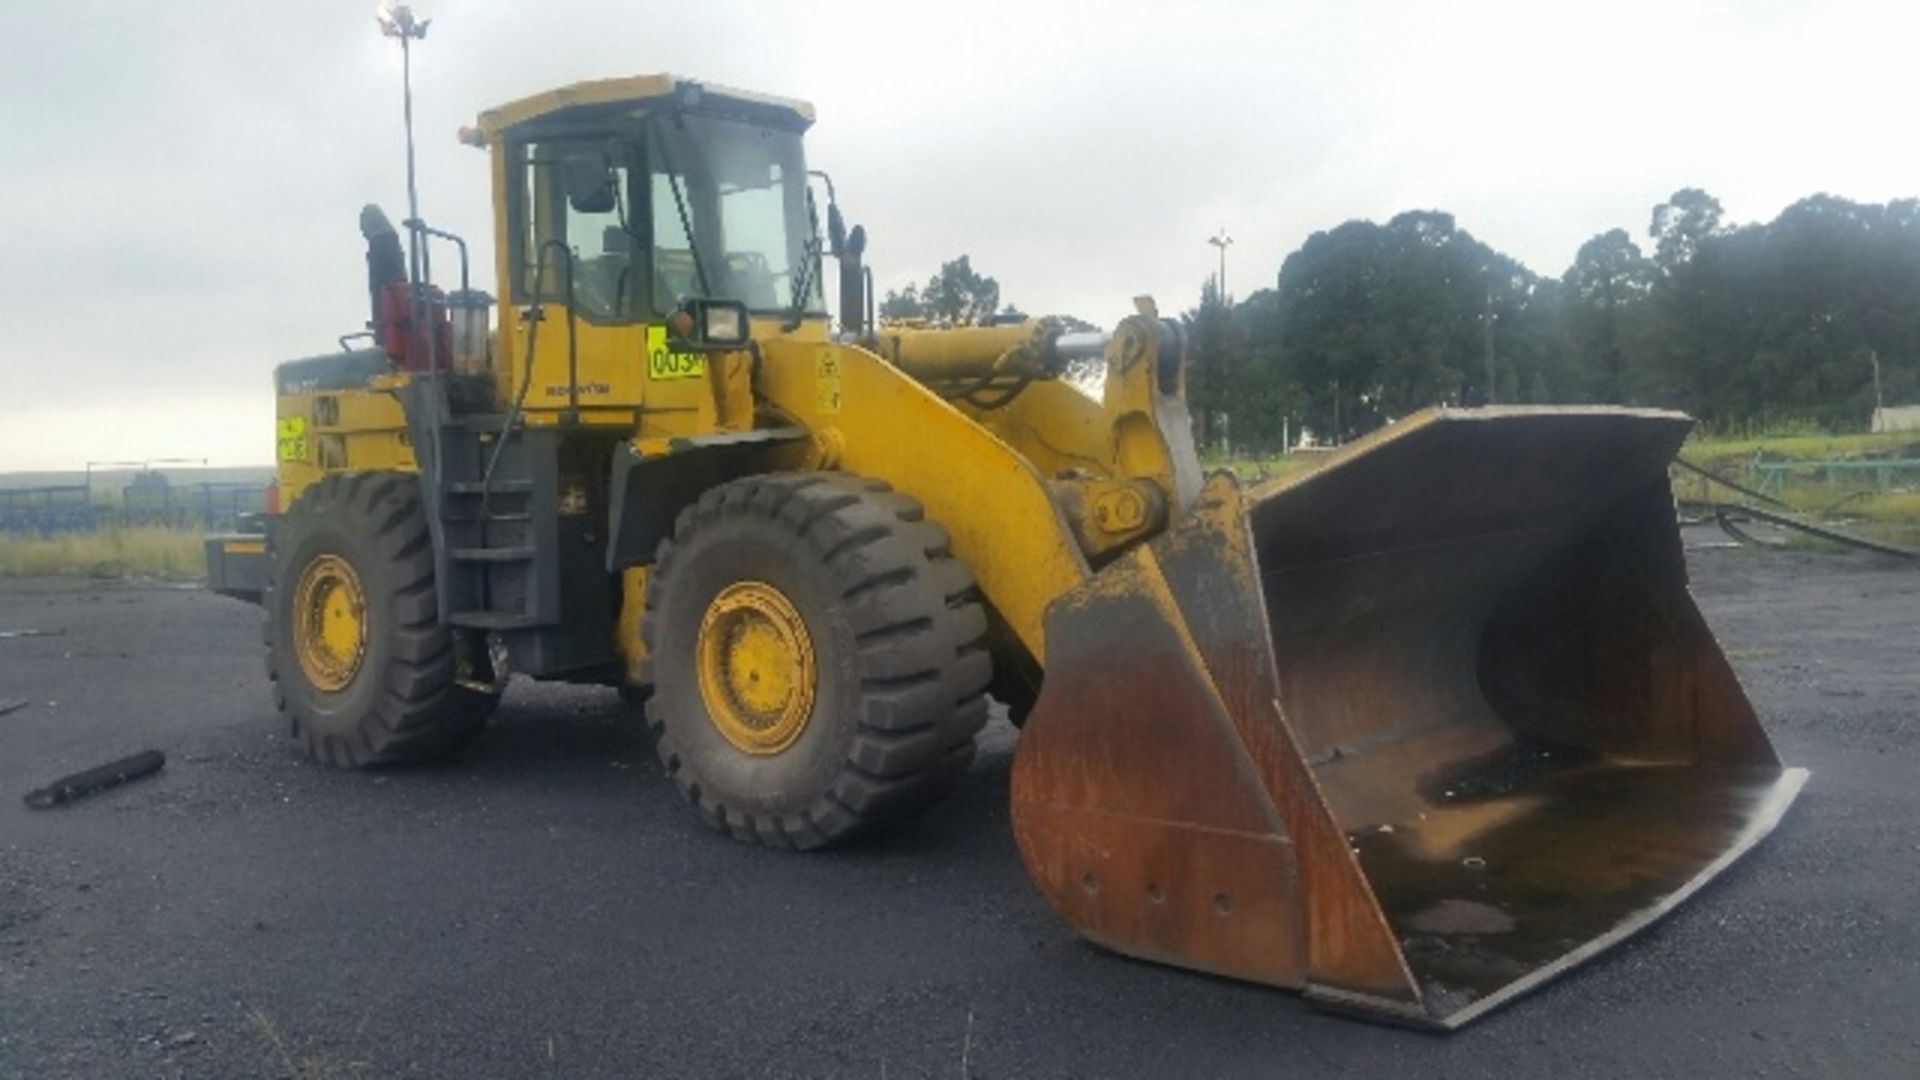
[826,202,846,258]
[561,153,617,214]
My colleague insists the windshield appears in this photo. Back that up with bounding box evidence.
[651,114,824,318]
[513,115,825,322]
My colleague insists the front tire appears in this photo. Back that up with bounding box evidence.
[643,473,992,849]
[265,472,498,767]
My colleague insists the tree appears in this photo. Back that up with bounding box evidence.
[1649,188,1724,276]
[1183,279,1236,450]
[888,193,1920,440]
[1633,191,1920,426]
[1271,210,1561,440]
[1564,228,1654,402]
[878,284,925,321]
[1179,281,1302,453]
[878,256,1002,325]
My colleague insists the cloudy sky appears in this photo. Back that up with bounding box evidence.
[2,0,1915,470]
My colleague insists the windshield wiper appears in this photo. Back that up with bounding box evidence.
[782,189,822,331]
[649,113,713,298]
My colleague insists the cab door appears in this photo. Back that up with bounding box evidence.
[502,137,649,415]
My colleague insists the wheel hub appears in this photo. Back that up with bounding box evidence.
[696,581,816,755]
[292,554,368,693]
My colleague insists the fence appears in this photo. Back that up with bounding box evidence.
[1748,458,1920,497]
[0,484,95,534]
[0,481,269,535]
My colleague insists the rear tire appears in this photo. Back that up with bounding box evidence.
[643,473,991,849]
[265,472,498,767]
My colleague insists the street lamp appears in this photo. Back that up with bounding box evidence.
[1207,229,1234,302]
[84,459,148,508]
[83,458,207,527]
[1480,286,1499,405]
[376,4,431,286]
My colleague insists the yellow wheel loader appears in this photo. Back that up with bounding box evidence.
[204,73,1805,1029]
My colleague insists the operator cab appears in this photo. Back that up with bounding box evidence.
[477,76,827,343]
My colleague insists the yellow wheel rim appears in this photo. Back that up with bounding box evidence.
[292,554,368,693]
[696,581,816,755]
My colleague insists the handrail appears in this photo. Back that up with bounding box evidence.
[405,218,473,379]
[479,240,579,520]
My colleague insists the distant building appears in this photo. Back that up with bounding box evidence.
[1870,405,1920,433]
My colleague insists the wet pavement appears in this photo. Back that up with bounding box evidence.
[0,538,1916,1077]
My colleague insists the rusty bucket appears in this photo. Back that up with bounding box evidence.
[1010,407,1806,1029]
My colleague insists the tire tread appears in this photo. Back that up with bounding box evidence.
[265,472,498,767]
[643,471,991,850]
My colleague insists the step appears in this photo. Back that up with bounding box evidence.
[441,510,533,525]
[445,479,534,495]
[446,610,540,630]
[449,546,536,563]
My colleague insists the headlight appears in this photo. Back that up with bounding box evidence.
[701,302,747,346]
[669,298,750,350]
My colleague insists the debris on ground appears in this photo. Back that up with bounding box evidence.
[24,750,166,809]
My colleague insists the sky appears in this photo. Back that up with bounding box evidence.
[2,0,1916,471]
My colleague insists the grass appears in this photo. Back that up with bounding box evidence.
[1218,423,1920,549]
[1675,432,1920,541]
[1815,491,1920,546]
[247,1004,376,1080]
[1677,419,1919,545]
[1217,424,1920,488]
[4,430,1909,578]
[1681,428,1918,466]
[1850,490,1920,523]
[1206,452,1327,485]
[0,526,205,579]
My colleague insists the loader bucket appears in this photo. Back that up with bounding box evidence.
[1011,407,1806,1029]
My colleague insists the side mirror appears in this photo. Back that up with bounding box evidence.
[826,203,847,258]
[561,153,617,214]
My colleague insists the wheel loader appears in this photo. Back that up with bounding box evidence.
[205,73,1805,1029]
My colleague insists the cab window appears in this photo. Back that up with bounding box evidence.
[515,140,644,322]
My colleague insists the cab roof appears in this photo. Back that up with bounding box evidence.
[475,75,815,138]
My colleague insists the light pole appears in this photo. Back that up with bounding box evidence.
[84,458,206,527]
[84,459,148,510]
[377,5,430,283]
[1207,229,1234,302]
[1480,286,1499,405]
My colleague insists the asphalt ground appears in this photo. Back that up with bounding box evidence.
[1,536,1916,1078]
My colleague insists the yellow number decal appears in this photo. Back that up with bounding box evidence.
[645,325,708,381]
[276,416,308,462]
